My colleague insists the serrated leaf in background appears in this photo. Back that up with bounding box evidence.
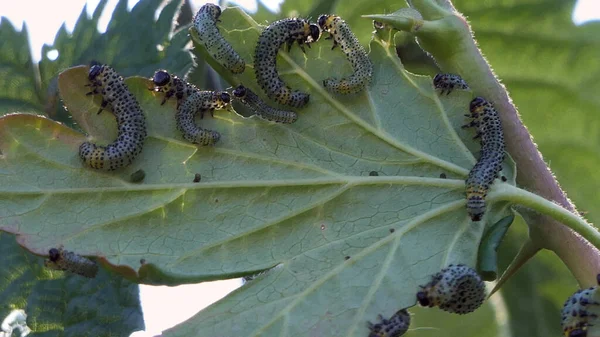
[0,232,143,336]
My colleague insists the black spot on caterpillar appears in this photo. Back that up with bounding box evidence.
[192,3,245,74]
[463,97,505,221]
[318,14,373,94]
[151,70,230,146]
[151,70,197,108]
[433,73,469,95]
[232,85,298,124]
[193,173,201,183]
[130,169,145,183]
[561,274,600,337]
[416,264,485,314]
[45,247,99,278]
[367,309,410,337]
[254,18,320,108]
[79,64,147,171]
[177,90,230,145]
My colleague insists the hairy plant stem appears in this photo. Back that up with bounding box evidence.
[406,0,600,287]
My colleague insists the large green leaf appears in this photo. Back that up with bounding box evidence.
[0,6,518,336]
[0,232,143,336]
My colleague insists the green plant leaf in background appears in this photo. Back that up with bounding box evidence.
[0,232,143,336]
[0,0,193,124]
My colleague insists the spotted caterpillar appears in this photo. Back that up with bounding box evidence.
[152,70,230,145]
[177,91,229,145]
[318,14,373,94]
[367,309,410,337]
[192,3,245,74]
[79,64,147,171]
[416,264,486,314]
[45,246,98,278]
[561,274,600,337]
[433,73,470,95]
[464,97,505,221]
[254,18,320,108]
[232,85,298,124]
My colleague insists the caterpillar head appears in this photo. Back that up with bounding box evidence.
[201,3,221,19]
[88,64,103,81]
[152,70,171,87]
[308,23,320,43]
[48,248,61,262]
[219,92,231,104]
[317,15,329,29]
[233,85,247,99]
[470,97,487,112]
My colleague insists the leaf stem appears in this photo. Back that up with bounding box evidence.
[490,185,600,251]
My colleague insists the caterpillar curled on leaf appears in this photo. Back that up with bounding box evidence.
[318,14,373,94]
[176,90,230,145]
[416,264,486,314]
[254,18,320,108]
[464,97,506,221]
[44,247,99,278]
[367,309,410,337]
[433,73,470,95]
[192,3,245,74]
[151,70,197,108]
[232,85,298,124]
[79,64,147,171]
[561,274,600,337]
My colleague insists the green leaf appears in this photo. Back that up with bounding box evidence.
[1,6,520,336]
[0,232,143,336]
[477,213,515,281]
[0,19,40,115]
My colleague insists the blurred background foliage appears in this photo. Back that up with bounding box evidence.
[0,0,597,336]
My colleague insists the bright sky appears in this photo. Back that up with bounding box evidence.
[0,0,599,336]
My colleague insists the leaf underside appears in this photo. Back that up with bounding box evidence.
[0,6,519,337]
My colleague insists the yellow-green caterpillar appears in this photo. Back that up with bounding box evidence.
[232,85,298,124]
[318,14,373,94]
[192,3,245,74]
[79,64,147,171]
[254,18,320,108]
